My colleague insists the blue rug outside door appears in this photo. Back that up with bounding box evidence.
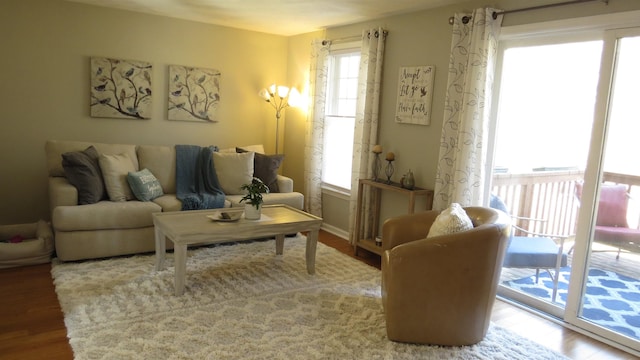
[504,267,640,340]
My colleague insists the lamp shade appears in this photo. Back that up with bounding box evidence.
[276,85,290,98]
[258,88,270,101]
[287,88,301,107]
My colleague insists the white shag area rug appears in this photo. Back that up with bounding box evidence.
[52,236,569,360]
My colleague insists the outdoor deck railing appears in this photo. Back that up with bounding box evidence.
[491,170,640,237]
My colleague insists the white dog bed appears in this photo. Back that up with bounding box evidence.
[0,220,54,268]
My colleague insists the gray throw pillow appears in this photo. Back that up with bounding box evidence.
[127,168,164,201]
[236,148,284,193]
[61,146,107,205]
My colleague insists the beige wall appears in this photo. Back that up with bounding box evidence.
[0,0,288,223]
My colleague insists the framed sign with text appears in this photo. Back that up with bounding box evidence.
[395,65,434,125]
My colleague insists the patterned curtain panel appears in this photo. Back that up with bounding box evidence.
[303,40,330,217]
[432,8,502,211]
[348,27,387,245]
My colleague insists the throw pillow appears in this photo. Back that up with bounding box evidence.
[212,151,255,195]
[61,146,106,205]
[237,148,283,193]
[127,168,164,201]
[576,182,630,227]
[427,203,474,238]
[99,152,137,202]
[596,184,629,227]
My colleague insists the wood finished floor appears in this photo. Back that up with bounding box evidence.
[0,230,635,360]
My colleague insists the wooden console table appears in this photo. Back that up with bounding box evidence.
[354,179,433,256]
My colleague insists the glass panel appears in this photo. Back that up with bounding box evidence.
[580,35,640,341]
[339,56,350,77]
[322,116,355,189]
[492,40,602,310]
[322,50,360,189]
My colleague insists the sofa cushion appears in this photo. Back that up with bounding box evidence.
[52,201,161,231]
[212,151,254,195]
[427,203,473,238]
[237,148,284,193]
[137,145,176,194]
[152,194,183,212]
[99,153,137,202]
[152,194,232,212]
[61,146,106,205]
[127,168,164,201]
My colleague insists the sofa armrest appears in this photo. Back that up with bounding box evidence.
[49,177,78,213]
[276,174,293,193]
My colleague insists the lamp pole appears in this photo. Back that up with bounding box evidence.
[274,108,282,155]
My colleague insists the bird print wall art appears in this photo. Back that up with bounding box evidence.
[90,57,152,119]
[168,65,220,122]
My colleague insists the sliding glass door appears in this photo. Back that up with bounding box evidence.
[566,29,640,351]
[490,37,602,316]
[489,24,640,353]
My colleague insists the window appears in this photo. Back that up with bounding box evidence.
[322,46,360,190]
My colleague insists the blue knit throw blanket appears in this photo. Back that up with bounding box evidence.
[175,145,225,210]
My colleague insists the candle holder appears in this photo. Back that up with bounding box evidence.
[385,160,394,184]
[372,153,382,181]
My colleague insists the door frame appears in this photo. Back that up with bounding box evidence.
[488,12,640,356]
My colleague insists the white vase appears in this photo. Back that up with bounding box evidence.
[244,203,261,220]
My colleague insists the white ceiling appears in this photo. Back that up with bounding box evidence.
[65,0,468,36]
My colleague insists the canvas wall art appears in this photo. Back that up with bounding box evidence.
[90,57,152,119]
[168,65,221,122]
[395,65,435,126]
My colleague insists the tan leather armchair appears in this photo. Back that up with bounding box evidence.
[381,206,511,346]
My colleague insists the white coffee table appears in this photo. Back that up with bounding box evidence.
[153,204,323,295]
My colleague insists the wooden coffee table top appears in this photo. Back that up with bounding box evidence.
[152,204,322,245]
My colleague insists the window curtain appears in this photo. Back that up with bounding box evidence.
[432,8,502,211]
[303,40,330,217]
[348,27,387,245]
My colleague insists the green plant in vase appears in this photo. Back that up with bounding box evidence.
[240,177,269,219]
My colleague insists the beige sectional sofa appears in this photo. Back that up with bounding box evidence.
[45,140,303,261]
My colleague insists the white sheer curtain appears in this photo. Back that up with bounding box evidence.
[303,40,330,217]
[432,8,502,211]
[348,27,387,245]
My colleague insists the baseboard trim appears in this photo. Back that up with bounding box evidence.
[320,224,349,241]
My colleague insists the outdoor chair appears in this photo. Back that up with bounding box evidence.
[381,207,510,346]
[490,195,569,302]
[575,182,640,259]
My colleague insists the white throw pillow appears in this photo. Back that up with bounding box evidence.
[427,203,474,238]
[212,151,255,195]
[99,153,136,202]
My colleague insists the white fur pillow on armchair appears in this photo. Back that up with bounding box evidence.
[427,203,474,238]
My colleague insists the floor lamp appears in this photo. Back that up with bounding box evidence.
[259,84,300,154]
